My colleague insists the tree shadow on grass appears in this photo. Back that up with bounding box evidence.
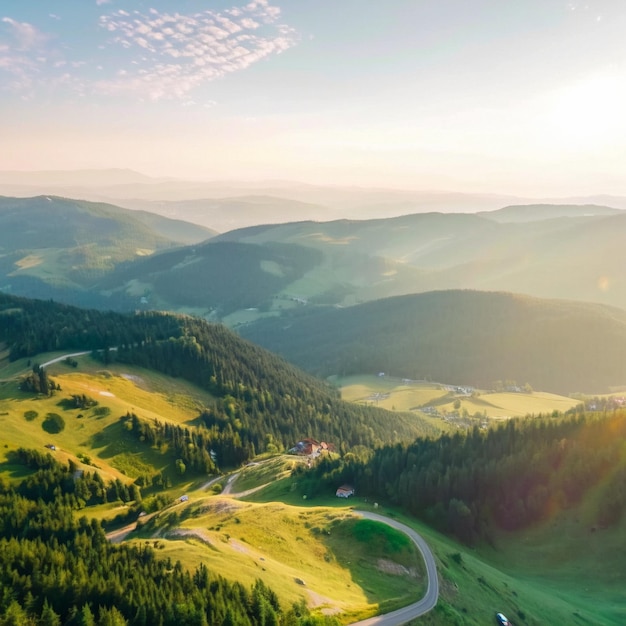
[320,517,425,610]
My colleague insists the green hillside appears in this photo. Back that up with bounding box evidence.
[240,290,626,394]
[301,411,626,624]
[2,293,626,624]
[3,197,625,319]
[99,240,323,317]
[0,293,436,461]
[215,206,626,312]
[0,195,214,307]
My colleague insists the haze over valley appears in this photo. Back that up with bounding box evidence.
[2,1,626,625]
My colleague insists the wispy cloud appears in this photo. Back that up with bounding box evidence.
[0,17,49,92]
[2,16,48,49]
[95,1,298,100]
[0,1,298,102]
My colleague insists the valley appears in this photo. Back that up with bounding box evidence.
[4,1,626,622]
[1,328,625,624]
[1,183,626,625]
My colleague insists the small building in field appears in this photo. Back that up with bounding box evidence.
[336,485,355,498]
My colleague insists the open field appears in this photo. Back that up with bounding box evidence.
[334,374,579,420]
[481,509,626,626]
[0,353,216,485]
[127,496,424,622]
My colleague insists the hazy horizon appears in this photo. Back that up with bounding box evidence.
[2,1,626,197]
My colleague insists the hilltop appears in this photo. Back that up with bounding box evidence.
[240,290,626,394]
[0,195,215,308]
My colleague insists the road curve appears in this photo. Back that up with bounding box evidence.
[349,511,439,625]
[41,347,118,369]
[40,351,92,368]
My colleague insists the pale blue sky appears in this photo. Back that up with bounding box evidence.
[1,0,625,195]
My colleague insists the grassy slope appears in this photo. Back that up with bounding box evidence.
[233,453,626,625]
[0,353,217,486]
[131,495,424,622]
[239,466,625,625]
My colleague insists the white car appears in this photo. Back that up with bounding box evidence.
[496,613,511,626]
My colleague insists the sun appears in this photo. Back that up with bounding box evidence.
[543,71,626,148]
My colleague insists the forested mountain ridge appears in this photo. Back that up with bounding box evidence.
[2,195,626,319]
[0,293,434,461]
[240,289,626,394]
[0,195,214,308]
[98,239,323,317]
[216,206,626,311]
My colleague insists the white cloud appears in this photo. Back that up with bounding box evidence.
[0,17,49,94]
[96,2,298,100]
[2,16,47,50]
[0,2,298,102]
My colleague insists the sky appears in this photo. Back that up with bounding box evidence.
[1,0,626,196]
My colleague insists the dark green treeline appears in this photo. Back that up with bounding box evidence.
[305,411,626,544]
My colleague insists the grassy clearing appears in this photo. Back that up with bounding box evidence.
[480,511,626,626]
[334,375,578,420]
[130,496,423,622]
[0,354,218,486]
[231,456,307,492]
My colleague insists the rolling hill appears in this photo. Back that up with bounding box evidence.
[215,206,626,312]
[0,195,215,307]
[97,239,324,317]
[0,292,435,460]
[240,290,626,394]
[2,192,626,327]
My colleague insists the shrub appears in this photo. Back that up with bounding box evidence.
[42,413,65,434]
[24,410,38,421]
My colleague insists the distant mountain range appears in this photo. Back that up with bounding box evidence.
[3,168,626,231]
[217,207,626,311]
[1,192,626,317]
[240,290,626,394]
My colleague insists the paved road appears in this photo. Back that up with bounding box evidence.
[40,351,91,368]
[349,511,439,625]
[41,348,118,368]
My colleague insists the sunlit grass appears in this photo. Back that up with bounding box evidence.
[334,374,578,420]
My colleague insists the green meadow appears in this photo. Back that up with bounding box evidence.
[335,374,579,420]
[0,353,216,485]
[129,496,424,623]
[1,354,624,624]
[240,465,625,625]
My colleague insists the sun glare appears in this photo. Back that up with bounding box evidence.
[544,71,626,147]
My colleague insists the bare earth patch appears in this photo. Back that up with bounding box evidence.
[376,558,420,579]
[306,590,343,615]
[168,528,213,546]
[229,538,251,554]
[121,373,148,389]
